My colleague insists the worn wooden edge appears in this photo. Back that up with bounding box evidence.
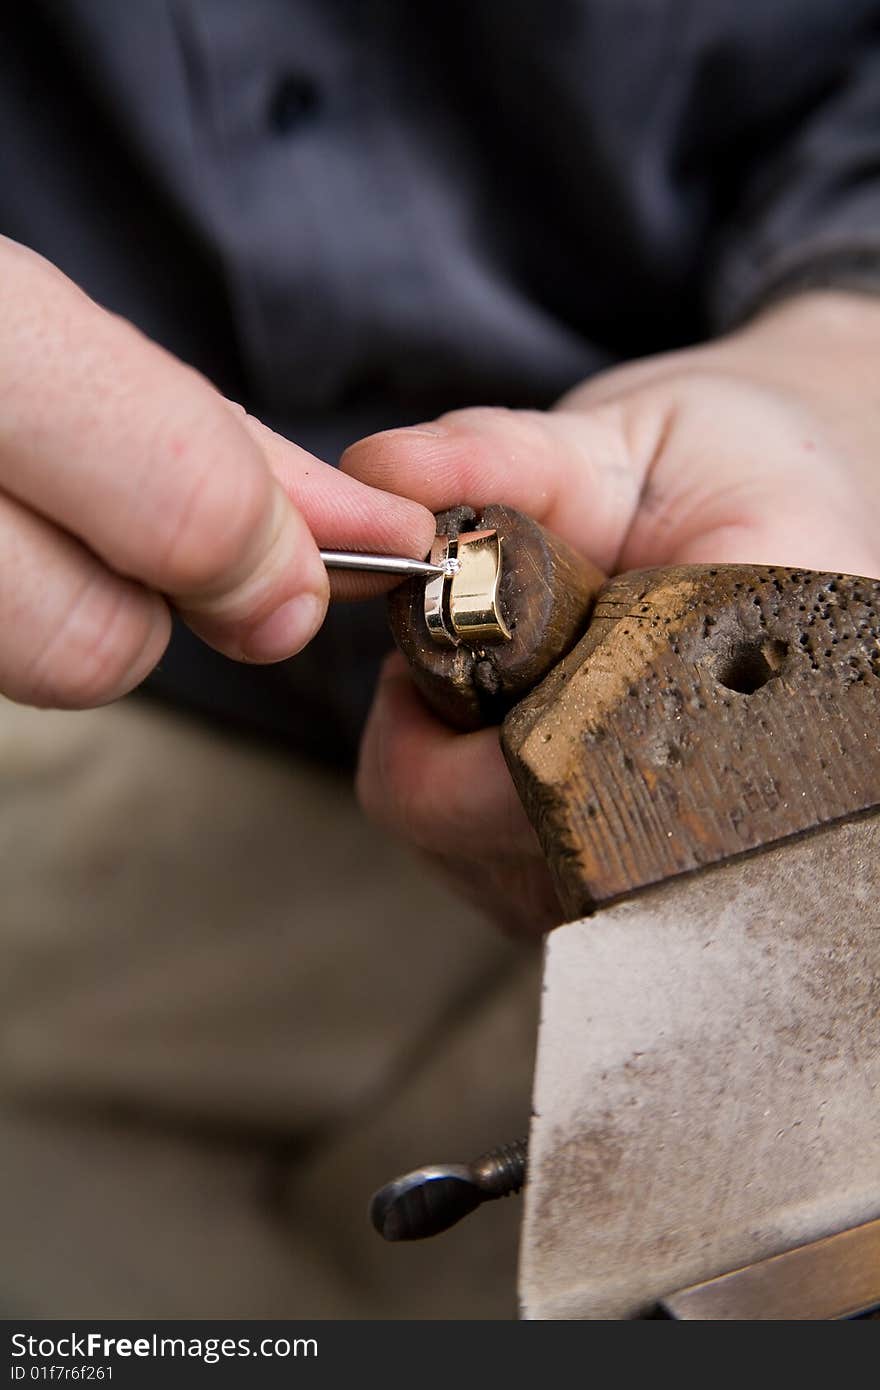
[502,564,880,917]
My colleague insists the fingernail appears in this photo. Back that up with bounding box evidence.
[242,592,326,662]
[395,423,448,438]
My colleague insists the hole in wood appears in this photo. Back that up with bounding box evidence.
[716,638,788,694]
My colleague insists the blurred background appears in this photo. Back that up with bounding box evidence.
[0,694,539,1317]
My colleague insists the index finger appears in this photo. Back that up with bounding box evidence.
[0,240,433,659]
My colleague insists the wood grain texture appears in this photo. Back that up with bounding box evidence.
[388,505,604,730]
[502,565,880,919]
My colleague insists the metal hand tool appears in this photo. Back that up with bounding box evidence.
[319,549,458,580]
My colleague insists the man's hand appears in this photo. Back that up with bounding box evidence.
[0,237,434,708]
[343,292,880,934]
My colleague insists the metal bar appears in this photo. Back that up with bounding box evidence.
[319,550,449,579]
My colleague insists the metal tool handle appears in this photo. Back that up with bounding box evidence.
[319,550,451,580]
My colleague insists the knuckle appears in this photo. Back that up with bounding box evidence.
[357,722,422,843]
[354,753,381,824]
[381,756,435,850]
[148,405,271,596]
[437,404,515,434]
[28,583,166,708]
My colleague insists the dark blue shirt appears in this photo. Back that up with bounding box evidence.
[3,1,879,758]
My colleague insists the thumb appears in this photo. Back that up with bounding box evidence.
[341,403,658,573]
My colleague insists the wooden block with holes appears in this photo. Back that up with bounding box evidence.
[502,564,880,920]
